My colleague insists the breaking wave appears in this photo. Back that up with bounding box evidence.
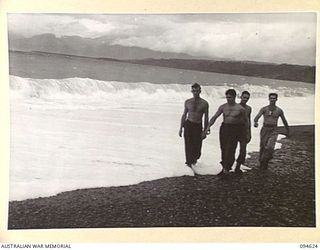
[10,75,314,101]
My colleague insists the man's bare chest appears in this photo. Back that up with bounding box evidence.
[223,107,241,117]
[187,101,205,112]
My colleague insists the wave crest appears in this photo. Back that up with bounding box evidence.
[10,76,314,100]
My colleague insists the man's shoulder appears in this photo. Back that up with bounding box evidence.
[185,98,194,103]
[236,103,245,110]
[220,103,242,110]
[219,103,228,109]
[245,104,252,112]
[200,98,209,105]
[276,106,284,113]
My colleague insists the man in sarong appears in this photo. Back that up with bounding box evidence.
[179,83,209,168]
[203,89,248,174]
[253,93,290,169]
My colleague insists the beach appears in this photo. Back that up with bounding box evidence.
[8,124,315,229]
[7,50,315,228]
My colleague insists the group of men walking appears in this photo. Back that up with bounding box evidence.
[179,83,290,174]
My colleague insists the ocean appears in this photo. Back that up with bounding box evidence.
[9,51,315,201]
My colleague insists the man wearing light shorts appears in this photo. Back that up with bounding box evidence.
[254,93,290,169]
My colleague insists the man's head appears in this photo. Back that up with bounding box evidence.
[225,89,236,104]
[191,83,201,97]
[268,93,278,105]
[240,91,250,105]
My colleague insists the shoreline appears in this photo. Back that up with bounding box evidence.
[9,50,315,83]
[8,124,315,229]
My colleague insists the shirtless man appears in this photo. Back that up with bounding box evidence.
[235,91,252,173]
[203,89,248,174]
[254,93,290,169]
[179,83,209,168]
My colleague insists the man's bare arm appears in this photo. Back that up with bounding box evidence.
[254,107,264,127]
[179,102,188,137]
[247,107,252,142]
[204,102,209,134]
[280,111,290,136]
[248,108,252,127]
[204,106,223,134]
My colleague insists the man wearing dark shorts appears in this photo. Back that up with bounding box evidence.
[235,91,252,173]
[179,83,209,168]
[254,93,290,169]
[203,89,248,174]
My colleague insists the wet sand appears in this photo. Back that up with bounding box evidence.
[8,125,315,229]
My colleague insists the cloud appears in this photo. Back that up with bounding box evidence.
[110,17,316,65]
[7,13,316,65]
[8,14,75,37]
[78,18,115,34]
[7,14,123,38]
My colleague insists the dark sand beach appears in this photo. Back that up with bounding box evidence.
[8,125,315,229]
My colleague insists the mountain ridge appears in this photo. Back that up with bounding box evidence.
[8,33,222,61]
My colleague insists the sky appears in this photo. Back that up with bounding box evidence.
[7,13,317,65]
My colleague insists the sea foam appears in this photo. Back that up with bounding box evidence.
[9,75,315,200]
[10,75,314,101]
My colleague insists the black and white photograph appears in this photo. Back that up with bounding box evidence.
[6,12,316,230]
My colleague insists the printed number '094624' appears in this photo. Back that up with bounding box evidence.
[300,244,318,248]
